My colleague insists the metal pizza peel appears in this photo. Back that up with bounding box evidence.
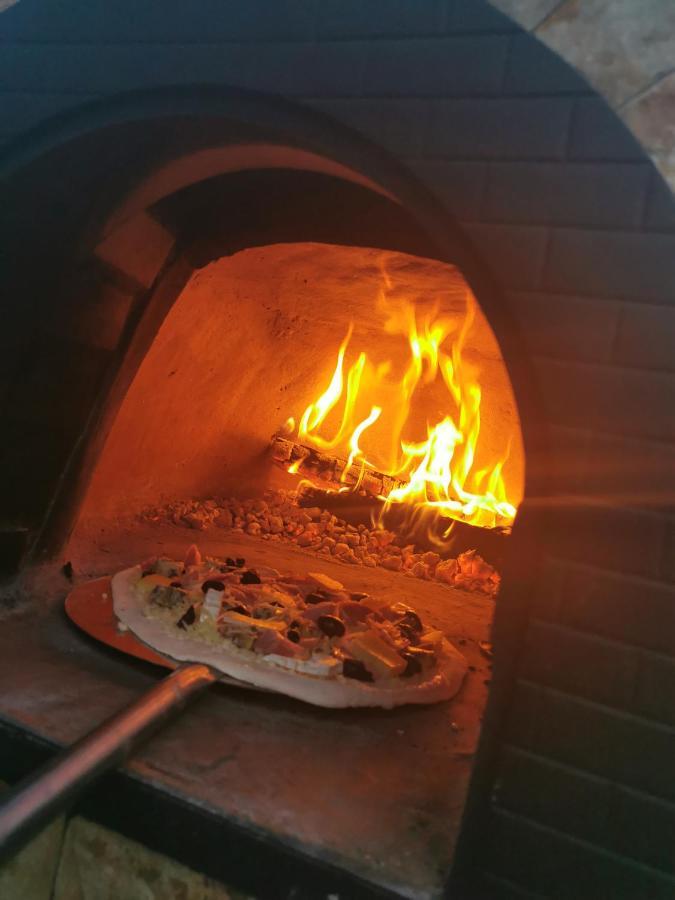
[0,576,264,863]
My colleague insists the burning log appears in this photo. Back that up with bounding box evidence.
[271,435,406,498]
[295,484,510,566]
[274,432,512,565]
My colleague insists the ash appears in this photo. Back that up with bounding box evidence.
[141,490,500,597]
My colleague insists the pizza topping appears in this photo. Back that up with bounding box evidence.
[177,605,197,629]
[342,632,407,679]
[307,572,344,593]
[401,646,436,678]
[317,615,346,638]
[184,544,202,568]
[140,556,158,577]
[254,630,304,658]
[153,559,181,578]
[133,548,459,687]
[342,658,374,682]
[398,610,423,634]
[301,601,337,621]
[419,629,444,652]
[219,609,285,632]
[136,574,172,598]
[339,601,373,627]
[201,579,225,593]
[149,584,188,610]
[240,570,261,584]
[401,653,422,678]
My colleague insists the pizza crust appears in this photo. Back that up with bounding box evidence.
[112,565,467,709]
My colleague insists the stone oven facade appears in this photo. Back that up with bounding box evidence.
[0,2,673,899]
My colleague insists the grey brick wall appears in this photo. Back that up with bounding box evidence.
[1,2,673,898]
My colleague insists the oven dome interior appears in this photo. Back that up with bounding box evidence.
[78,242,524,529]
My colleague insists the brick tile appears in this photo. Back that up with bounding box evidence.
[610,787,675,873]
[248,41,367,95]
[0,91,100,141]
[522,622,640,710]
[556,563,675,658]
[0,43,252,92]
[462,223,548,289]
[504,680,542,749]
[532,358,675,442]
[0,417,75,522]
[633,652,675,727]
[484,163,650,228]
[662,521,675,584]
[480,874,550,899]
[427,97,574,159]
[613,304,675,373]
[0,40,366,97]
[0,0,315,42]
[486,809,656,900]
[582,432,675,513]
[3,335,111,434]
[364,35,509,95]
[95,213,174,290]
[447,0,518,33]
[409,160,486,220]
[544,228,675,305]
[569,97,645,162]
[43,272,136,352]
[528,555,567,621]
[508,291,618,363]
[644,170,675,232]
[546,425,593,494]
[316,0,445,38]
[304,98,431,156]
[504,33,589,95]
[539,502,667,579]
[524,687,675,802]
[496,749,612,847]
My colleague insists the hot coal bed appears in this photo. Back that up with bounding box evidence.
[1,3,675,900]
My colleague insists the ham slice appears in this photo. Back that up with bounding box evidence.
[255,630,304,658]
[301,601,337,621]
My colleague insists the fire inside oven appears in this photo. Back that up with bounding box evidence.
[70,240,524,689]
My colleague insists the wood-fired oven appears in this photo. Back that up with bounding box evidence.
[0,3,673,899]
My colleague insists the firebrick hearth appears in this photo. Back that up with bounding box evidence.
[1,2,674,900]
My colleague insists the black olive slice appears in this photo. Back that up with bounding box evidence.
[398,623,419,644]
[287,629,300,643]
[401,654,422,678]
[399,610,423,634]
[177,605,197,629]
[317,615,346,637]
[240,571,261,584]
[305,592,325,605]
[235,557,246,568]
[201,579,225,593]
[225,557,236,567]
[342,658,374,682]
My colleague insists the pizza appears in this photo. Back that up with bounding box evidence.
[112,544,467,709]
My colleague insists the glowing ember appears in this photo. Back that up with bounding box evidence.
[285,285,518,534]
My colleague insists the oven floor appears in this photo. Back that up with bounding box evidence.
[0,523,494,899]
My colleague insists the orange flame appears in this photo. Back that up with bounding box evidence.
[290,287,517,532]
